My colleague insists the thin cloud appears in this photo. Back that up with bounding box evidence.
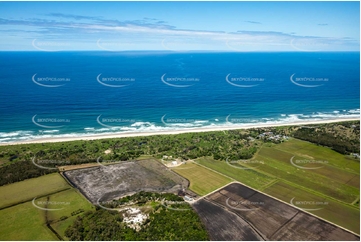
[244,21,262,24]
[45,13,104,21]
[0,15,358,51]
[318,23,328,26]
[43,13,176,29]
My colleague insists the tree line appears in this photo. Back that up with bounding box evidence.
[0,121,358,186]
[65,192,209,241]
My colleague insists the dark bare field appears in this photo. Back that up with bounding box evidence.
[200,183,359,241]
[192,199,264,241]
[64,159,188,203]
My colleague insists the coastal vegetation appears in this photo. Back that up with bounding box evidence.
[292,122,360,154]
[1,121,358,187]
[0,120,359,239]
[65,192,209,241]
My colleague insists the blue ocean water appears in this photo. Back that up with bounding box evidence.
[0,51,359,143]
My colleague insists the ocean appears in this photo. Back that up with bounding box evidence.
[0,51,359,143]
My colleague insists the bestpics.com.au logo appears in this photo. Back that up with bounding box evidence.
[290,73,328,88]
[226,73,265,88]
[96,194,191,212]
[32,115,70,129]
[226,157,263,170]
[290,38,332,52]
[32,74,70,88]
[96,197,121,212]
[226,198,263,211]
[161,37,214,52]
[32,156,70,170]
[290,156,328,170]
[161,74,199,88]
[226,115,258,124]
[32,39,71,51]
[161,38,192,52]
[96,39,136,51]
[161,114,203,126]
[32,197,70,211]
[97,115,136,128]
[160,200,191,211]
[290,197,328,211]
[97,74,135,88]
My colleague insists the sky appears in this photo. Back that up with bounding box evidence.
[0,1,359,51]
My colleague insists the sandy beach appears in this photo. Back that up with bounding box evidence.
[1,118,359,146]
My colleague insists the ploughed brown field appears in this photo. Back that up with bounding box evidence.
[192,199,264,241]
[192,183,359,241]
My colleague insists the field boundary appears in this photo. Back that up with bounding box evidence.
[351,196,360,206]
[0,187,71,211]
[223,181,360,237]
[272,145,360,176]
[192,160,236,182]
[190,181,235,203]
[202,197,267,240]
[259,178,279,191]
[256,152,360,208]
[61,171,96,204]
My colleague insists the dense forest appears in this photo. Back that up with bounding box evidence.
[0,160,56,186]
[0,129,260,164]
[0,129,261,186]
[292,122,360,154]
[65,192,209,241]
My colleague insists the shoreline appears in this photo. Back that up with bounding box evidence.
[0,118,359,146]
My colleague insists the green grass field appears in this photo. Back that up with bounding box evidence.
[0,173,70,209]
[0,136,359,238]
[0,173,94,240]
[194,139,360,234]
[195,157,276,190]
[0,201,58,241]
[171,162,232,195]
[36,189,95,239]
[253,140,359,203]
[264,181,360,233]
[274,139,360,172]
[45,189,93,222]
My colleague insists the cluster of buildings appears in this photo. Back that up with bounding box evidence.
[178,188,195,202]
[258,132,289,142]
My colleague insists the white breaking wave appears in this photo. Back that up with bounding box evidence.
[0,109,359,144]
[348,109,360,114]
[131,122,153,127]
[0,138,12,142]
[194,120,209,124]
[42,130,59,134]
[0,131,33,138]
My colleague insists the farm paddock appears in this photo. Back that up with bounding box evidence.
[193,183,359,241]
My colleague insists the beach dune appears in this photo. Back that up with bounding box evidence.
[1,118,358,146]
